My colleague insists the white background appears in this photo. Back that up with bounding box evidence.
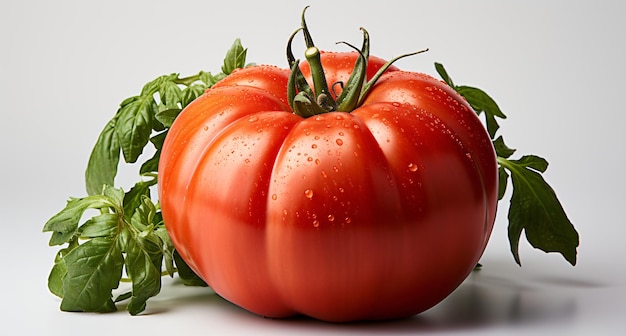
[1,0,625,334]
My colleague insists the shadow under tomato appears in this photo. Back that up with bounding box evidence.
[136,259,605,332]
[266,270,581,333]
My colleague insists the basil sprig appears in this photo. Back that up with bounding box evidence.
[43,39,250,315]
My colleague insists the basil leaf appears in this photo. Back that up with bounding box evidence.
[79,213,118,238]
[174,250,208,287]
[181,84,207,107]
[155,225,176,277]
[43,196,115,246]
[139,132,167,175]
[125,197,163,315]
[199,71,225,87]
[155,107,182,128]
[45,39,251,315]
[499,156,579,266]
[124,230,163,315]
[123,180,154,221]
[115,95,155,163]
[85,117,121,195]
[222,38,247,75]
[60,237,124,313]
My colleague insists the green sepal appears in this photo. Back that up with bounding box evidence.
[335,32,369,112]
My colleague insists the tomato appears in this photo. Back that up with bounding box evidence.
[158,48,498,322]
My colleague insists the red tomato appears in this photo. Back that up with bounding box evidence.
[158,51,498,322]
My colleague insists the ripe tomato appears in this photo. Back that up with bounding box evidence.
[158,50,498,322]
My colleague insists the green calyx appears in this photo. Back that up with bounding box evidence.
[287,6,427,117]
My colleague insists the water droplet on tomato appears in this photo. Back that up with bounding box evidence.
[392,102,401,107]
[272,194,278,200]
[328,214,335,222]
[336,139,343,146]
[345,217,352,224]
[313,220,320,228]
[307,157,313,162]
[311,144,318,149]
[408,163,418,172]
[321,171,328,178]
[304,189,314,199]
[248,116,258,122]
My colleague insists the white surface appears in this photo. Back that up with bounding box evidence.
[1,0,625,334]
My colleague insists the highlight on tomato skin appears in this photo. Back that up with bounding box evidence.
[158,47,499,321]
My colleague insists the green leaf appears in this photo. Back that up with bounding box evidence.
[154,225,175,277]
[141,74,177,97]
[60,237,124,312]
[102,184,125,206]
[181,84,207,107]
[456,85,506,138]
[124,198,163,315]
[123,180,155,221]
[499,156,579,266]
[434,62,454,87]
[199,71,225,87]
[493,135,516,159]
[130,195,156,231]
[139,132,167,175]
[48,259,67,298]
[434,63,506,139]
[159,80,183,107]
[498,165,510,201]
[80,213,119,238]
[173,250,208,287]
[155,107,182,128]
[222,38,247,75]
[43,196,114,246]
[124,230,163,315]
[115,95,155,163]
[85,117,121,196]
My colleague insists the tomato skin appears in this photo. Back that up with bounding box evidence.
[159,52,498,322]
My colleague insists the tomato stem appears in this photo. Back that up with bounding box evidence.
[287,6,428,117]
[305,46,336,112]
